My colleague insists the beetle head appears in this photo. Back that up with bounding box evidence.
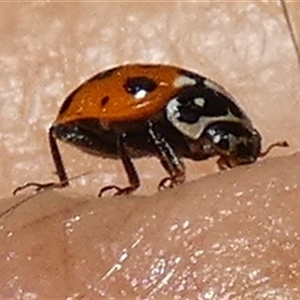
[203,121,262,168]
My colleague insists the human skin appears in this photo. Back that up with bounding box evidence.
[1,154,300,299]
[1,2,300,299]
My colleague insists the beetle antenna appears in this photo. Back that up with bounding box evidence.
[259,140,289,157]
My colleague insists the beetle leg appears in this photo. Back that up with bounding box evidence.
[13,127,69,195]
[216,156,231,170]
[147,121,185,191]
[98,133,140,197]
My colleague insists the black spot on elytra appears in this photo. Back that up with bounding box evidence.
[123,76,157,96]
[58,66,119,116]
[100,96,110,108]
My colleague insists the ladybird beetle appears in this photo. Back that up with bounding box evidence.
[14,64,288,196]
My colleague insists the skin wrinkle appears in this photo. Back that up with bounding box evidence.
[0,2,300,299]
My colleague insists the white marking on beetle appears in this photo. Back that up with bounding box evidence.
[134,89,147,99]
[173,75,196,88]
[194,97,205,107]
[204,78,227,95]
[213,134,222,144]
[166,97,243,140]
[207,128,216,136]
[165,98,180,118]
[207,128,226,144]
